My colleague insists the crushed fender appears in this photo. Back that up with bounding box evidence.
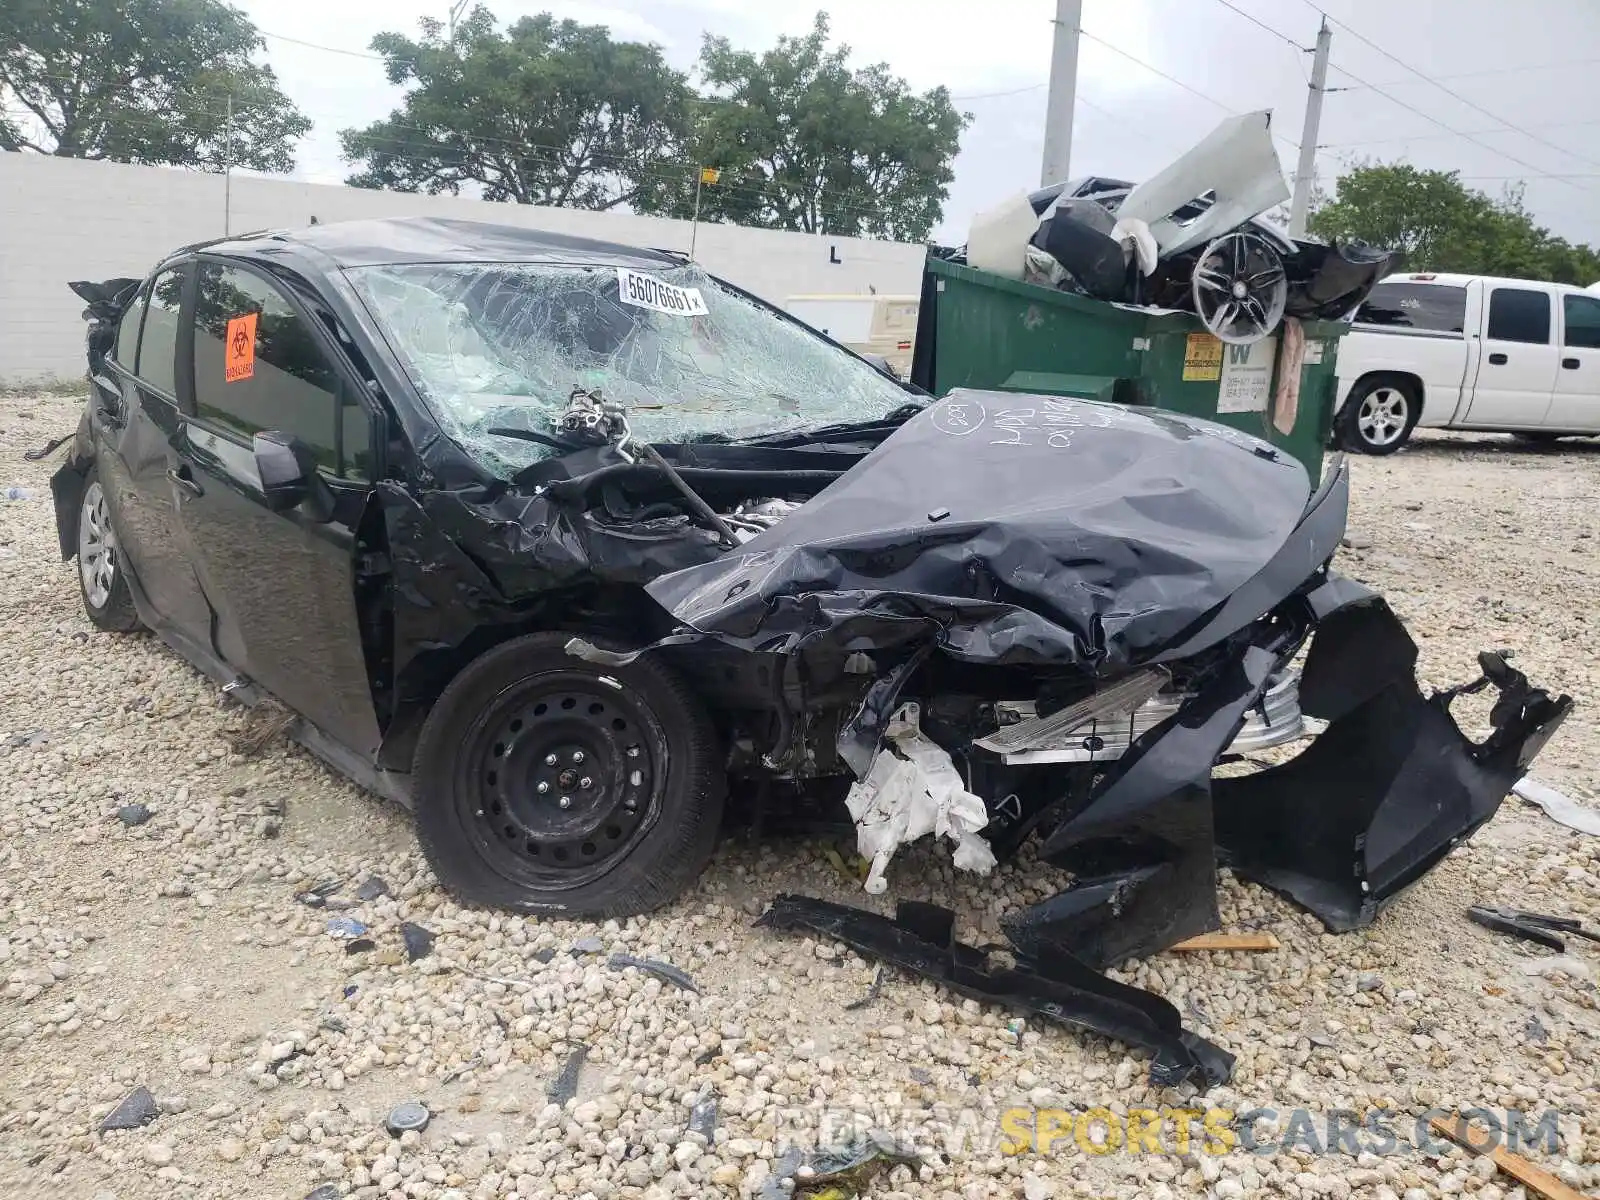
[757,894,1234,1088]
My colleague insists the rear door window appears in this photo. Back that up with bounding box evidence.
[192,262,367,479]
[137,269,186,395]
[114,286,148,369]
[1486,288,1552,344]
[1562,294,1600,349]
[1355,283,1467,333]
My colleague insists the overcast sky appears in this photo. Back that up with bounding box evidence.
[231,0,1600,247]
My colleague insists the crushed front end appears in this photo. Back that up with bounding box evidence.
[631,392,1570,1083]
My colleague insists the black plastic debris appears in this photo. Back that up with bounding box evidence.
[401,922,435,962]
[843,964,886,1012]
[758,895,1233,1088]
[1214,606,1572,932]
[115,804,153,828]
[607,953,699,993]
[688,1096,719,1139]
[345,938,377,955]
[295,880,342,908]
[532,948,558,964]
[548,1045,588,1104]
[1467,906,1599,954]
[384,1100,430,1136]
[354,877,391,902]
[99,1086,159,1132]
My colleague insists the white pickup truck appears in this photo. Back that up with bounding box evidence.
[1333,272,1600,453]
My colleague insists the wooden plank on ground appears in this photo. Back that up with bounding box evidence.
[1428,1115,1589,1200]
[1168,932,1280,952]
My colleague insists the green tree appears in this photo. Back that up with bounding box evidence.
[642,13,969,242]
[1310,162,1600,284]
[0,0,310,171]
[340,7,694,209]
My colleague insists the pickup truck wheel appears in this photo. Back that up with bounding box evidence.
[411,632,724,918]
[1339,379,1417,455]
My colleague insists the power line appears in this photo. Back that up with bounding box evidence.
[1308,7,1600,174]
[1310,58,1597,196]
[1076,26,1301,154]
[1206,0,1305,51]
[1321,119,1600,149]
[1338,57,1600,88]
[950,82,1046,102]
[257,29,387,61]
[1076,28,1233,116]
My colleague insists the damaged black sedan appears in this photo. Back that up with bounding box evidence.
[54,217,1569,971]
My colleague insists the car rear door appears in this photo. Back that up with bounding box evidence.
[1463,284,1559,427]
[1547,291,1600,432]
[173,257,383,759]
[93,264,217,646]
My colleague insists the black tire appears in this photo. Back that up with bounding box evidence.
[75,467,141,632]
[412,632,724,917]
[1337,376,1419,455]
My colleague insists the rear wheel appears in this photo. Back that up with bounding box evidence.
[412,632,724,917]
[1338,378,1418,455]
[76,470,140,632]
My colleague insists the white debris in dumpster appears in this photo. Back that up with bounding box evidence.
[845,702,997,894]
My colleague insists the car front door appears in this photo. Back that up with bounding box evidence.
[173,258,383,759]
[93,264,217,647]
[1547,292,1600,432]
[1464,285,1559,427]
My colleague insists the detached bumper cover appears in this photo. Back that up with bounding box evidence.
[758,894,1234,1089]
[1212,584,1572,931]
[1006,575,1572,976]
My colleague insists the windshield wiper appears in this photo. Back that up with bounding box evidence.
[731,403,927,447]
[486,426,587,453]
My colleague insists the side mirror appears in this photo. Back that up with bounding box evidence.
[253,431,332,520]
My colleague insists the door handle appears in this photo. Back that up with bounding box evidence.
[166,466,203,498]
[1563,357,1580,369]
[1488,352,1508,365]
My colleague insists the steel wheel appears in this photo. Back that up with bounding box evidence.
[1357,386,1409,448]
[457,673,666,889]
[1192,231,1288,345]
[77,480,119,609]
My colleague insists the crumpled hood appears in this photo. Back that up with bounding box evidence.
[645,391,1315,669]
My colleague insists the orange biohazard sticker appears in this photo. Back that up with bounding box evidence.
[224,313,258,383]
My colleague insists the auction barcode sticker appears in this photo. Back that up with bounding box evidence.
[616,268,709,316]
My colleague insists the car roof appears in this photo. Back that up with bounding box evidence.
[1378,271,1591,295]
[189,216,688,271]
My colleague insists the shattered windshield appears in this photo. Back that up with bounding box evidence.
[348,260,917,474]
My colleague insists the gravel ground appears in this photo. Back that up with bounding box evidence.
[1,395,1597,1200]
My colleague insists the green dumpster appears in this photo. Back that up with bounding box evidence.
[910,257,1349,485]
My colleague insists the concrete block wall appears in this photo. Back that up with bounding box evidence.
[0,152,926,384]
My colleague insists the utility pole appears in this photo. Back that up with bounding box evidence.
[1289,17,1332,238]
[1040,0,1082,186]
[447,0,469,43]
